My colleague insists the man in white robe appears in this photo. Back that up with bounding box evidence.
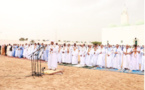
[97,45,106,68]
[7,44,11,56]
[43,44,49,61]
[106,45,113,68]
[137,46,142,65]
[23,43,28,58]
[140,45,144,70]
[61,43,67,63]
[72,43,78,64]
[57,45,62,63]
[65,44,72,64]
[65,48,72,64]
[141,48,145,71]
[130,45,140,71]
[112,45,122,70]
[48,41,58,70]
[29,43,39,60]
[15,44,19,57]
[91,45,99,66]
[79,44,87,66]
[26,44,33,60]
[17,44,22,58]
[35,43,39,60]
[85,45,93,66]
[123,45,131,70]
[9,45,12,56]
[38,43,45,60]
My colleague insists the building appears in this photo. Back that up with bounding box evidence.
[102,5,144,46]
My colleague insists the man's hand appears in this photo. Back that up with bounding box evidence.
[115,52,118,54]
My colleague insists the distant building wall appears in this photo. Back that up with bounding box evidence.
[102,25,144,45]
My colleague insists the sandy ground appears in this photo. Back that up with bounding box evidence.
[0,55,144,90]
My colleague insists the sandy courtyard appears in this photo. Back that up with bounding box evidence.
[0,55,144,90]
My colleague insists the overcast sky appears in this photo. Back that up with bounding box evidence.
[0,0,144,41]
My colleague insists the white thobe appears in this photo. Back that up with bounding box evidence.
[141,49,145,71]
[79,47,86,66]
[61,47,67,63]
[91,49,99,66]
[26,45,33,59]
[72,49,78,64]
[65,53,72,63]
[57,50,62,63]
[140,48,144,65]
[106,48,113,68]
[17,46,21,57]
[38,46,44,60]
[130,52,139,70]
[123,48,131,69]
[23,45,28,58]
[31,45,39,60]
[7,46,10,56]
[48,45,58,70]
[66,46,73,63]
[112,48,122,69]
[141,55,145,71]
[85,48,92,66]
[15,47,19,57]
[97,48,106,67]
[137,47,142,64]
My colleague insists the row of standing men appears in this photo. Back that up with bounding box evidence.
[0,42,145,71]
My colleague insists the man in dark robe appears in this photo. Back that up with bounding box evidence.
[5,44,7,56]
[0,45,1,55]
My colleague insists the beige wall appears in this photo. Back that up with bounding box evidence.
[102,25,144,45]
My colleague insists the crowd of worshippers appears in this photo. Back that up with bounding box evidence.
[0,41,145,71]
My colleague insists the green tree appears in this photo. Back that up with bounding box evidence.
[25,38,28,41]
[19,38,25,41]
[91,41,102,45]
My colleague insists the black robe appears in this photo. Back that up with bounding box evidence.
[0,45,1,54]
[5,46,7,56]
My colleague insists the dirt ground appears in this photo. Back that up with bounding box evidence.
[0,55,144,90]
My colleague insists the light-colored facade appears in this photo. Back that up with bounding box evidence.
[102,4,144,46]
[102,25,144,45]
[121,4,129,25]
